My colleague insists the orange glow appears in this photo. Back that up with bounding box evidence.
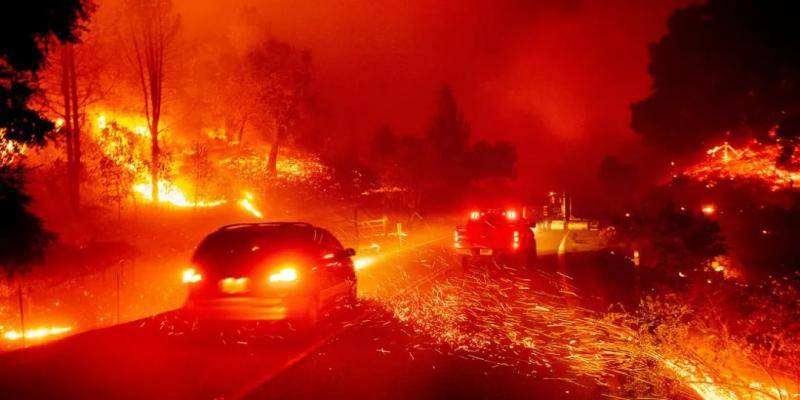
[505,209,518,220]
[512,230,520,249]
[701,204,716,215]
[269,267,298,283]
[182,268,202,283]
[92,111,227,208]
[133,179,227,208]
[0,132,27,165]
[3,326,73,341]
[685,140,800,190]
[238,192,263,218]
[470,210,480,220]
[354,256,375,270]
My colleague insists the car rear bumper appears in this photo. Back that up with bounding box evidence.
[184,296,311,321]
[456,248,518,256]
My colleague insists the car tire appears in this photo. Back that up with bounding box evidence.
[295,295,319,330]
[461,255,471,270]
[526,246,537,268]
[346,281,358,306]
[511,253,526,268]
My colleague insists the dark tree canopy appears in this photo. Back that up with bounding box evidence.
[369,85,517,208]
[1,0,92,146]
[1,0,91,276]
[0,166,55,278]
[631,0,800,156]
[613,200,726,275]
[245,39,312,173]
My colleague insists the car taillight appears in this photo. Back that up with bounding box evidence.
[269,267,298,283]
[512,231,520,250]
[182,268,203,284]
[470,210,480,220]
[454,230,461,248]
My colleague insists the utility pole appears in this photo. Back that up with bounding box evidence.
[116,267,121,325]
[353,208,360,250]
[17,285,25,348]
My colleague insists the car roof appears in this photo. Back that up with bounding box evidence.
[216,222,316,232]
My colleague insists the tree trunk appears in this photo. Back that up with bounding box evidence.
[67,44,81,215]
[60,45,77,215]
[150,123,159,203]
[267,128,283,174]
[238,113,248,144]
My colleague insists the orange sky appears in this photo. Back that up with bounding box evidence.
[171,0,690,191]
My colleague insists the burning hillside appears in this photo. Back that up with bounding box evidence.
[27,109,334,219]
[682,140,800,191]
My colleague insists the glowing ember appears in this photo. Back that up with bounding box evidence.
[354,256,376,270]
[3,326,73,341]
[238,192,263,218]
[366,254,799,400]
[684,140,800,190]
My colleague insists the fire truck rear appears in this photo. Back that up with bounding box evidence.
[454,208,537,269]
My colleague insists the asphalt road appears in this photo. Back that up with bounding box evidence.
[0,230,633,400]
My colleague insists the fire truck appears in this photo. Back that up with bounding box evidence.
[454,208,537,269]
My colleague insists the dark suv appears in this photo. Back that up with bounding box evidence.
[183,222,357,326]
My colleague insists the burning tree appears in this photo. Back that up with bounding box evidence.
[185,142,213,208]
[121,0,180,204]
[91,124,137,220]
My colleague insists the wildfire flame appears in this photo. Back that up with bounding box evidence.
[92,112,226,208]
[2,326,73,342]
[684,140,800,190]
[238,192,263,218]
[0,130,27,165]
[132,179,226,208]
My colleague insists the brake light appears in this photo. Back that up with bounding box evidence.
[454,230,461,248]
[322,252,336,260]
[269,267,298,283]
[512,231,520,250]
[470,210,480,220]
[506,210,518,221]
[182,268,202,284]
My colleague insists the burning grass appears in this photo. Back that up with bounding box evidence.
[683,141,800,191]
[366,252,800,400]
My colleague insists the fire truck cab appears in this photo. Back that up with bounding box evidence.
[454,208,537,269]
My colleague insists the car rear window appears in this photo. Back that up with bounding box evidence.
[193,227,317,270]
[468,213,509,228]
